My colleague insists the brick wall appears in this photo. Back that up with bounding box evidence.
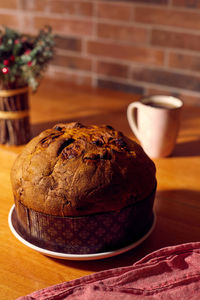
[1,0,200,104]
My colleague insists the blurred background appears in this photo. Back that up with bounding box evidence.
[2,0,200,105]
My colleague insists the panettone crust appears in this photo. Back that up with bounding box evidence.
[11,122,156,217]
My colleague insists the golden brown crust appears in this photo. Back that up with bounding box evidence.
[11,122,156,216]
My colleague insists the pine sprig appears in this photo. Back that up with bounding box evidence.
[0,26,54,91]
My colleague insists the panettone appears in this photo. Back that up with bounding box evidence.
[10,122,157,254]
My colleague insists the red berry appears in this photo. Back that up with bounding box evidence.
[2,67,9,74]
[10,55,15,62]
[27,61,32,67]
[25,49,31,55]
[3,59,9,66]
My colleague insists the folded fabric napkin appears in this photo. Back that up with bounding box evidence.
[17,242,200,300]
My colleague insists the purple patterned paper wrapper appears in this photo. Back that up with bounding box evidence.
[14,185,156,254]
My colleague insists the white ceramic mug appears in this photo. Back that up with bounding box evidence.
[127,95,183,158]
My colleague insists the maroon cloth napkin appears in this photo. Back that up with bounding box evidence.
[17,242,200,299]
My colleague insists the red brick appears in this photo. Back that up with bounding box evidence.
[96,61,129,79]
[0,0,17,9]
[51,1,93,16]
[0,13,20,28]
[145,87,177,97]
[151,29,200,52]
[51,54,92,71]
[172,0,200,8]
[54,36,82,52]
[97,23,148,44]
[168,52,200,72]
[135,0,168,3]
[47,68,92,87]
[87,41,164,66]
[21,0,93,16]
[96,2,132,21]
[97,79,144,95]
[135,6,200,30]
[99,0,168,4]
[132,67,200,92]
[33,17,93,36]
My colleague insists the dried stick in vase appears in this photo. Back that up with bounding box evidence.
[0,91,30,145]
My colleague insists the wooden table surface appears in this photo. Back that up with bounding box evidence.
[1,79,200,299]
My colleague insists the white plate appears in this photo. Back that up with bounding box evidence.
[8,204,156,261]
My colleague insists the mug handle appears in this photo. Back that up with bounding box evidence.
[127,102,142,141]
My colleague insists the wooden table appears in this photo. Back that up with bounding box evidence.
[1,79,200,299]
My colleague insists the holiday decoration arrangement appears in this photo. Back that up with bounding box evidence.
[0,26,54,145]
[0,26,54,91]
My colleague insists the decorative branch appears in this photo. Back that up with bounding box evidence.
[0,26,54,145]
[0,26,54,91]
